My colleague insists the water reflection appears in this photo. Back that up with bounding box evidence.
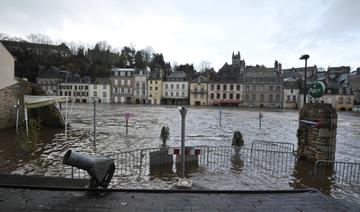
[291,160,334,194]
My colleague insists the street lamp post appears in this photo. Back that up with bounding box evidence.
[300,54,310,105]
[178,107,187,178]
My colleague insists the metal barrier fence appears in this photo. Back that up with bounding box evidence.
[63,141,296,181]
[251,140,295,153]
[314,160,360,184]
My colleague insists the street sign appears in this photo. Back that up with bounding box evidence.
[309,81,325,98]
[123,112,130,120]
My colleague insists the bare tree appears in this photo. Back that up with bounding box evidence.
[199,60,211,72]
[26,33,53,44]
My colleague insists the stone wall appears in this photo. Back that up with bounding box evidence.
[0,80,64,130]
[297,103,337,162]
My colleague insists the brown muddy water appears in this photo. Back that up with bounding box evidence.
[0,104,359,203]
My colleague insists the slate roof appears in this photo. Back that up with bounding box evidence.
[282,66,318,79]
[210,63,242,83]
[243,65,283,83]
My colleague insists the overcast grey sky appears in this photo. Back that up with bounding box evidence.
[0,0,359,70]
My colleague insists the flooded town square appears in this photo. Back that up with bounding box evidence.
[1,104,360,203]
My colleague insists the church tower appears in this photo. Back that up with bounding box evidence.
[232,51,241,65]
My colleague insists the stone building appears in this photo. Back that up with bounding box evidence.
[283,65,318,81]
[208,52,244,106]
[283,78,300,109]
[349,69,360,105]
[243,64,284,108]
[189,75,208,106]
[148,69,164,104]
[133,69,148,104]
[110,68,135,103]
[0,41,15,90]
[89,78,111,103]
[162,71,188,105]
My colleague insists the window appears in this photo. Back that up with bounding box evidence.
[217,93,220,99]
[75,85,77,90]
[165,84,168,89]
[251,94,256,101]
[269,95,273,102]
[171,84,174,89]
[287,95,291,101]
[217,85,220,90]
[230,93,233,99]
[245,94,249,100]
[338,97,343,104]
[94,91,97,97]
[94,84,97,89]
[85,86,88,90]
[165,92,168,96]
[171,92,173,97]
[269,86,273,91]
[150,81,153,84]
[245,86,249,91]
[210,85,214,90]
[115,71,118,76]
[103,92,106,97]
[176,84,179,89]
[211,93,214,99]
[136,83,139,89]
[182,92,185,97]
[155,81,158,84]
[120,71,125,76]
[142,83,145,89]
[223,93,226,99]
[150,86,152,90]
[230,85,234,90]
[260,94,264,102]
[236,94,240,99]
[291,89,293,94]
[276,95,280,102]
[182,84,185,89]
[127,80,131,86]
[223,84,227,90]
[276,86,280,92]
[292,95,296,102]
[176,92,179,97]
[155,87,158,91]
[346,97,351,104]
[115,79,118,86]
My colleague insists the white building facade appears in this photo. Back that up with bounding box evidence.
[0,42,15,90]
[162,71,189,105]
[133,69,148,104]
[89,78,111,103]
[59,82,90,103]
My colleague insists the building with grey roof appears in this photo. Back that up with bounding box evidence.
[243,64,284,108]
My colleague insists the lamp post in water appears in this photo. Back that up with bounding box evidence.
[91,97,98,147]
[300,54,310,105]
[178,107,187,178]
[124,112,130,134]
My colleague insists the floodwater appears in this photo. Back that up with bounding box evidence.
[0,104,360,203]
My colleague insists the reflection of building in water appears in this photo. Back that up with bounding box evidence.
[290,160,334,195]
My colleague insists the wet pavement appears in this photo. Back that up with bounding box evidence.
[0,105,360,204]
[1,186,359,212]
